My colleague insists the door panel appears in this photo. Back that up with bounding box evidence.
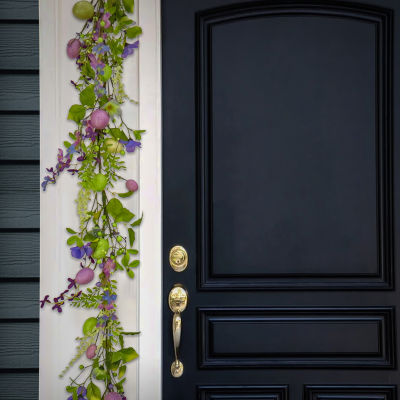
[162,0,399,399]
[197,3,393,290]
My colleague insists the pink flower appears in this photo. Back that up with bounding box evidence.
[102,12,111,28]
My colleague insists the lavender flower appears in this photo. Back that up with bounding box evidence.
[120,139,141,153]
[122,41,139,58]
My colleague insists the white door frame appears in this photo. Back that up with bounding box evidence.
[39,0,162,398]
[137,0,163,398]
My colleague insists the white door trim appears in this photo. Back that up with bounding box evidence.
[137,0,163,398]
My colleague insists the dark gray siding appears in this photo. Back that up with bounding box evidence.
[0,0,39,398]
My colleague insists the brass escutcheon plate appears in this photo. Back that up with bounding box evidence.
[171,360,184,378]
[168,284,188,313]
[169,245,188,272]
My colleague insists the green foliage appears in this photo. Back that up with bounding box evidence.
[79,84,96,107]
[68,104,86,123]
[112,347,138,363]
[122,0,134,14]
[42,1,145,397]
[126,26,142,39]
[128,228,135,246]
[87,382,101,400]
[106,198,123,218]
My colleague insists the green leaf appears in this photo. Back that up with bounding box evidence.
[118,191,133,198]
[87,382,101,400]
[64,141,71,148]
[67,235,78,245]
[127,269,135,279]
[106,198,123,218]
[131,214,143,227]
[109,128,128,141]
[115,208,134,223]
[80,84,96,107]
[84,230,98,241]
[127,249,138,255]
[75,237,84,247]
[119,334,124,349]
[99,65,112,82]
[122,0,134,14]
[122,253,130,267]
[66,228,77,234]
[118,365,127,379]
[111,351,122,363]
[68,104,86,123]
[69,132,77,141]
[128,228,135,246]
[128,260,140,268]
[133,130,145,140]
[116,16,134,33]
[120,347,139,363]
[121,331,140,335]
[126,26,142,39]
[82,62,95,79]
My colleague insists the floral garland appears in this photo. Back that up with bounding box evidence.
[40,1,144,399]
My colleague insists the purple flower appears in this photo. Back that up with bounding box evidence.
[71,246,85,259]
[120,139,141,153]
[52,302,63,313]
[93,43,110,54]
[40,295,51,308]
[88,53,105,70]
[70,243,93,259]
[122,41,139,58]
[102,12,111,28]
[66,143,77,157]
[67,278,77,289]
[67,386,87,400]
[102,290,117,304]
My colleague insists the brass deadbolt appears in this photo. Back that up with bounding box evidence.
[169,245,188,272]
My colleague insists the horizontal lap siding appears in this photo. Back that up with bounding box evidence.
[0,2,39,398]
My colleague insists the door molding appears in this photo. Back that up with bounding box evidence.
[138,0,162,398]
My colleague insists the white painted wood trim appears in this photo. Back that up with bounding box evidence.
[138,0,163,398]
[40,0,161,398]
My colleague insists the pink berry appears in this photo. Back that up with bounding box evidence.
[75,268,94,285]
[66,39,81,59]
[90,109,110,130]
[86,344,97,359]
[126,179,138,192]
[105,393,122,400]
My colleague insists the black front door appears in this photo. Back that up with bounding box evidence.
[162,0,399,398]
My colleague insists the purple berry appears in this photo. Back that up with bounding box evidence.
[90,109,110,130]
[75,268,94,285]
[66,39,81,59]
[105,393,122,400]
[126,179,138,192]
[86,344,97,359]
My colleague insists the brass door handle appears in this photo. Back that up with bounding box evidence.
[168,284,188,378]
